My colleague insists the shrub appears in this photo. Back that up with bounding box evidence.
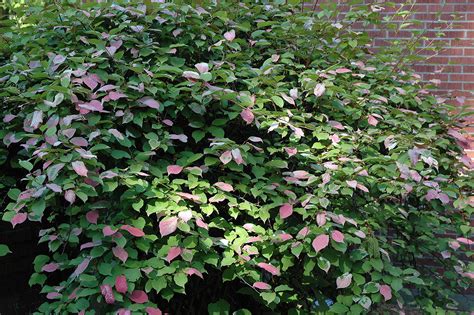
[0,1,472,314]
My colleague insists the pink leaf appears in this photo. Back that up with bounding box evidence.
[329,134,340,145]
[167,165,183,175]
[182,71,200,80]
[169,134,188,143]
[138,97,160,109]
[196,218,209,230]
[336,273,352,289]
[86,210,99,224]
[108,128,124,140]
[220,150,232,165]
[120,225,145,237]
[240,108,254,124]
[290,88,298,99]
[166,246,182,263]
[279,203,293,219]
[328,120,344,130]
[314,83,326,97]
[214,182,234,192]
[368,114,378,126]
[231,149,244,165]
[356,183,369,193]
[312,234,329,253]
[224,29,235,41]
[103,226,118,237]
[346,180,357,189]
[456,237,473,245]
[336,68,352,74]
[146,307,163,315]
[438,192,450,204]
[178,210,193,222]
[97,84,117,92]
[80,241,101,251]
[42,262,59,273]
[72,257,91,277]
[297,226,310,238]
[159,217,178,237]
[285,147,297,157]
[106,46,117,56]
[109,91,127,101]
[162,119,173,126]
[185,268,203,279]
[115,275,128,294]
[253,282,271,290]
[293,127,304,137]
[449,240,460,250]
[195,62,209,74]
[358,169,369,176]
[316,212,326,227]
[11,213,27,228]
[292,171,309,180]
[176,192,200,202]
[130,290,148,304]
[277,233,293,242]
[3,114,16,123]
[100,284,115,304]
[83,75,99,90]
[72,161,88,177]
[280,93,295,105]
[46,292,62,300]
[257,263,280,276]
[47,183,62,192]
[379,284,392,301]
[331,230,345,243]
[110,39,123,49]
[112,246,128,263]
[410,170,421,182]
[78,100,105,113]
[320,173,330,186]
[70,137,88,147]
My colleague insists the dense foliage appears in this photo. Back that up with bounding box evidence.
[0,1,472,314]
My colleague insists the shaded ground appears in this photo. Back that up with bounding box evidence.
[0,221,44,314]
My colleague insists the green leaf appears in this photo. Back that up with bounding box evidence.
[264,160,288,169]
[271,96,284,107]
[261,292,276,304]
[330,303,349,313]
[151,277,167,293]
[192,130,206,142]
[208,299,230,315]
[0,244,11,256]
[174,273,188,287]
[19,160,33,171]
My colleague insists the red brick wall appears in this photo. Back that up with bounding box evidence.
[307,0,474,157]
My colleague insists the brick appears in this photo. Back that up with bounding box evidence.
[448,56,474,64]
[449,90,473,97]
[424,30,466,38]
[450,4,474,12]
[463,83,474,90]
[450,74,474,81]
[425,56,451,64]
[421,73,449,81]
[466,31,474,38]
[413,65,437,72]
[463,65,474,73]
[422,47,465,56]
